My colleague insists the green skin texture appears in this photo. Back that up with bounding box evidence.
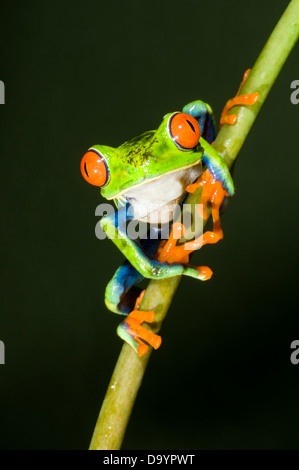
[92,106,234,351]
[92,112,234,200]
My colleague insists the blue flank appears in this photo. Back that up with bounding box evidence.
[202,152,234,196]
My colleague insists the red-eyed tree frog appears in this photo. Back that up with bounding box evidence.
[80,71,258,356]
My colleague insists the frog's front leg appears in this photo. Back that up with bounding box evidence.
[100,205,211,281]
[158,141,235,264]
[188,139,234,235]
[186,71,258,235]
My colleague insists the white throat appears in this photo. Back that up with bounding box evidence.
[118,163,202,224]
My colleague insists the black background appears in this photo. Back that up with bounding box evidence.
[0,0,298,450]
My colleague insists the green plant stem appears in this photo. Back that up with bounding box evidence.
[89,0,299,451]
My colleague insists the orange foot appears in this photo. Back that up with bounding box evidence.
[186,168,228,236]
[119,290,162,356]
[220,68,259,126]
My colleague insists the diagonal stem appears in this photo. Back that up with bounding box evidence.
[89,0,299,451]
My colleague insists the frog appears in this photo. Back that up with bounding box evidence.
[80,70,258,356]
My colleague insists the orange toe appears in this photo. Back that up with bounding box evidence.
[220,68,259,127]
[137,341,149,356]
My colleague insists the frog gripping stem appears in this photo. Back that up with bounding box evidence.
[88,0,299,447]
[83,68,259,357]
[220,69,259,126]
[117,290,162,356]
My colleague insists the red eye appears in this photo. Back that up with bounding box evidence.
[169,113,201,149]
[80,150,109,187]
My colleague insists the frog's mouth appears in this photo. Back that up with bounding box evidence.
[114,163,202,224]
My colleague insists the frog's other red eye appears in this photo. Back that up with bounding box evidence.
[169,113,201,149]
[80,149,109,187]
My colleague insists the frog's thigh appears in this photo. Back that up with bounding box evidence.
[104,234,162,315]
[105,260,144,315]
[101,210,210,283]
[105,253,212,318]
[100,209,162,278]
[100,212,181,279]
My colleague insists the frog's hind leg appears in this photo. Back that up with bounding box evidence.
[117,290,162,356]
[105,237,162,356]
[182,100,216,144]
[105,260,144,315]
[105,234,160,314]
